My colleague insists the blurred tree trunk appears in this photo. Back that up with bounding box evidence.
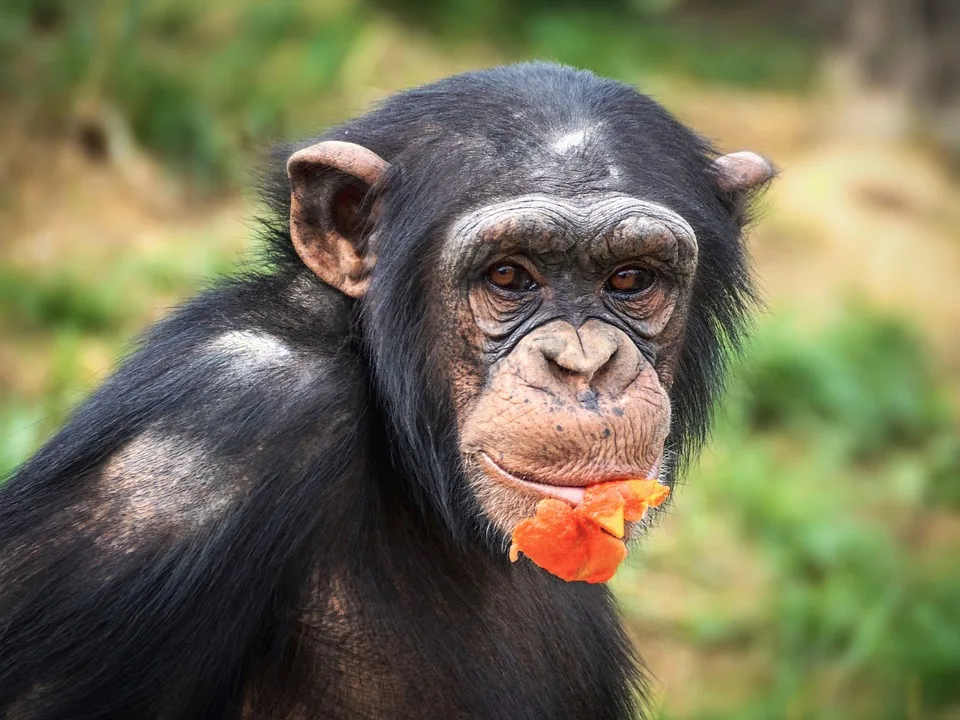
[832,0,960,155]
[917,0,960,155]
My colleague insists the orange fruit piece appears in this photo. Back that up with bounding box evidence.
[575,524,628,583]
[625,478,670,508]
[577,484,626,538]
[509,479,671,584]
[509,499,626,583]
[578,478,670,527]
[613,478,670,522]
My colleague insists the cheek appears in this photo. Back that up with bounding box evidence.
[468,285,538,338]
[433,285,488,419]
[463,456,541,538]
[652,297,692,388]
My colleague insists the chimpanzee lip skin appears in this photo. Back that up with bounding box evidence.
[477,452,663,506]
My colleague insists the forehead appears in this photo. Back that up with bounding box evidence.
[441,193,697,269]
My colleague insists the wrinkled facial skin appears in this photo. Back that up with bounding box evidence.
[436,193,699,540]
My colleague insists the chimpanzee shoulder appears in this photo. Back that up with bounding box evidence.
[0,272,376,718]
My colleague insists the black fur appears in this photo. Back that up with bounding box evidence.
[0,63,759,719]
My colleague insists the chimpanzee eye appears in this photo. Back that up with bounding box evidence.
[487,263,538,292]
[605,266,656,295]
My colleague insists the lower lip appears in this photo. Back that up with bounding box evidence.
[477,453,663,506]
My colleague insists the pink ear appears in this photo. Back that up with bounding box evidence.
[712,151,775,193]
[286,141,390,299]
[287,141,389,188]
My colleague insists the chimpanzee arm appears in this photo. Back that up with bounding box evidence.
[0,276,367,720]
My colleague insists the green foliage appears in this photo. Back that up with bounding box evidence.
[115,62,231,186]
[640,308,960,717]
[0,331,104,480]
[0,0,816,187]
[732,308,955,460]
[0,402,49,482]
[1,0,365,185]
[708,446,960,716]
[372,0,815,89]
[0,238,245,336]
[523,11,814,90]
[0,268,132,334]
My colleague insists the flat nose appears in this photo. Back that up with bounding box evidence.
[533,320,641,396]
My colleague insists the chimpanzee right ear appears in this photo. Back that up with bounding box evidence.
[711,151,776,194]
[286,141,390,299]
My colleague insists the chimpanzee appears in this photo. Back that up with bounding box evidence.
[0,62,773,719]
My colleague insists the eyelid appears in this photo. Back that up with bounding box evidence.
[606,266,656,294]
[484,255,544,286]
[611,258,679,287]
[606,261,654,281]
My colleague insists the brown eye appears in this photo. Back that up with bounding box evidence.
[606,266,656,295]
[487,263,538,292]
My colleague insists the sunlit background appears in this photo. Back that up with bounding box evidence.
[1,1,958,718]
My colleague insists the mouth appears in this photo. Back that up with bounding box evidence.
[477,452,663,506]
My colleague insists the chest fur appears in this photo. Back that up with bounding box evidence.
[285,565,641,720]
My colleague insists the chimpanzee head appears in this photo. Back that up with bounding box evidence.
[275,63,773,545]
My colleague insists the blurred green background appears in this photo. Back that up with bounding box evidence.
[1,1,958,718]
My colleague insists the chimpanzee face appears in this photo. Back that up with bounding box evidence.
[435,193,698,537]
[285,129,771,543]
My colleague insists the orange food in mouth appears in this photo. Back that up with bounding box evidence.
[509,479,670,583]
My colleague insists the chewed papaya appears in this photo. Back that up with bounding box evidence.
[577,485,626,538]
[593,478,670,523]
[509,500,626,583]
[629,478,670,507]
[510,479,670,583]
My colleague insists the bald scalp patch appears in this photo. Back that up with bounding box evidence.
[442,194,698,274]
[552,128,589,153]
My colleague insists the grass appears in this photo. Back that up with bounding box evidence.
[1,0,367,186]
[725,315,960,716]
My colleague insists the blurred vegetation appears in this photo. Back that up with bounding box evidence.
[0,1,958,719]
[0,0,818,187]
[620,308,960,718]
[377,0,817,89]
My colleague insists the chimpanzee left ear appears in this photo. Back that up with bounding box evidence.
[286,140,390,299]
[711,151,776,194]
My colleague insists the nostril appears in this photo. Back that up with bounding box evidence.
[542,344,619,387]
[545,359,581,386]
[598,346,617,370]
[590,347,619,383]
